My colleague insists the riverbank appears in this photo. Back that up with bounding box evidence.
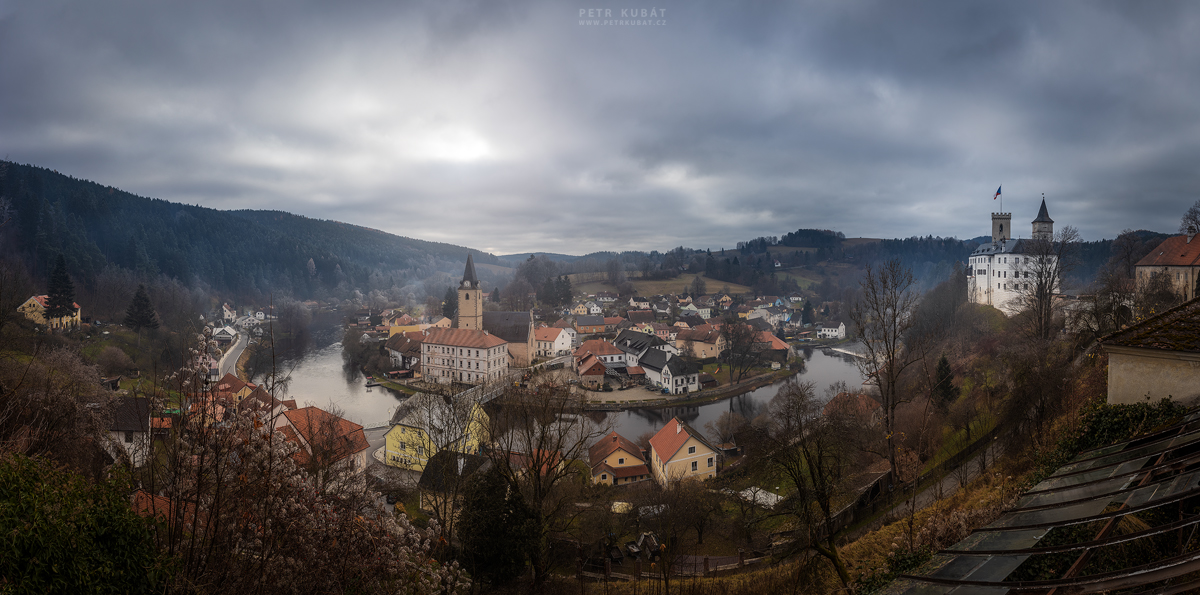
[581,366,798,411]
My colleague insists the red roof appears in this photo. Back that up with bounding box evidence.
[626,366,645,376]
[1136,235,1200,267]
[423,327,507,349]
[649,417,711,463]
[535,327,564,342]
[588,431,645,468]
[281,406,369,464]
[579,355,607,377]
[29,295,80,309]
[593,462,650,480]
[574,339,623,358]
[604,316,625,325]
[756,331,789,350]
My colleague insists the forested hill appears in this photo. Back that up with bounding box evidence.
[0,161,496,299]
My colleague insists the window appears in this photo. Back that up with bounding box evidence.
[417,446,424,456]
[688,446,696,454]
[618,458,625,465]
[691,461,698,471]
[399,441,406,450]
[708,457,714,467]
[601,473,607,480]
[125,431,134,443]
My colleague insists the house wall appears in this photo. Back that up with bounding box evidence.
[109,429,151,467]
[423,343,508,385]
[1107,346,1200,405]
[591,447,645,484]
[1136,265,1200,302]
[651,436,717,485]
[383,405,488,472]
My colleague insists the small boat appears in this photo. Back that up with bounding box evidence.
[365,381,381,388]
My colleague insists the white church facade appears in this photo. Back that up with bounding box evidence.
[967,200,1056,314]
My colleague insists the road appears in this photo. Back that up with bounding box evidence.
[219,328,249,378]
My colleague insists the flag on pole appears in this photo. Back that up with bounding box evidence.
[993,186,1002,200]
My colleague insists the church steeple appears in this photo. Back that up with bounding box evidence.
[457,254,483,330]
[461,253,479,289]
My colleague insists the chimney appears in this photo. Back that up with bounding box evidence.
[675,421,681,434]
[1189,226,1196,244]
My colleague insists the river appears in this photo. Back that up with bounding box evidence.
[272,332,865,435]
[604,347,866,440]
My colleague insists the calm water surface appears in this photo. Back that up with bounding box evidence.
[277,342,405,428]
[278,332,865,434]
[605,348,866,440]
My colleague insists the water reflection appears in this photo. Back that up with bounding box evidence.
[606,349,864,440]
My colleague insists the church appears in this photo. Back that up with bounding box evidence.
[456,254,535,367]
[966,199,1056,314]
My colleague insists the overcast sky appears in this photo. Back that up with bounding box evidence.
[2,1,1198,255]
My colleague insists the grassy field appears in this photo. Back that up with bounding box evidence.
[574,273,753,298]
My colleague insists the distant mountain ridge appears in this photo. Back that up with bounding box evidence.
[0,161,497,299]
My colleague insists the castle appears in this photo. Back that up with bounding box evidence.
[966,199,1056,313]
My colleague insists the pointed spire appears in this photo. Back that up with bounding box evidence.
[1033,198,1053,223]
[462,253,479,288]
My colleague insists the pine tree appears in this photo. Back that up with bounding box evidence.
[45,254,77,325]
[124,284,159,332]
[934,354,957,411]
[490,287,500,303]
[442,286,458,321]
[556,275,572,306]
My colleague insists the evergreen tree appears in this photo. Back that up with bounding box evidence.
[802,302,815,325]
[442,286,458,321]
[934,354,957,411]
[555,275,573,306]
[538,278,557,307]
[457,466,537,586]
[124,284,160,332]
[490,287,501,303]
[45,254,77,324]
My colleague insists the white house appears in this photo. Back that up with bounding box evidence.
[109,396,152,467]
[534,326,573,358]
[817,321,846,340]
[421,327,509,385]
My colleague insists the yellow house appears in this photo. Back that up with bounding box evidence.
[388,324,422,337]
[571,303,589,316]
[18,295,81,329]
[588,431,650,485]
[383,393,489,472]
[648,417,719,486]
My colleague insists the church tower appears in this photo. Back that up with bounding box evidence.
[457,254,483,330]
[991,212,1011,244]
[1031,198,1054,241]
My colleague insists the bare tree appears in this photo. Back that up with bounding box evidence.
[719,317,763,383]
[488,377,611,587]
[764,380,857,590]
[1013,225,1081,340]
[1180,199,1200,235]
[849,259,919,479]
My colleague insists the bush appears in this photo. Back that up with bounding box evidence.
[0,453,165,594]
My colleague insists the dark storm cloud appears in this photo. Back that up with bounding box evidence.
[2,0,1199,254]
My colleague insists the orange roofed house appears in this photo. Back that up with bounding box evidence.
[18,294,81,329]
[648,417,719,486]
[1135,229,1200,302]
[279,406,370,476]
[589,431,650,485]
[421,327,509,385]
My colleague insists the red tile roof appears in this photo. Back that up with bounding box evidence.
[1136,235,1200,267]
[756,331,789,350]
[593,462,650,480]
[588,431,645,468]
[535,327,564,342]
[29,295,80,309]
[422,327,507,349]
[281,406,369,464]
[574,339,623,358]
[649,417,713,462]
